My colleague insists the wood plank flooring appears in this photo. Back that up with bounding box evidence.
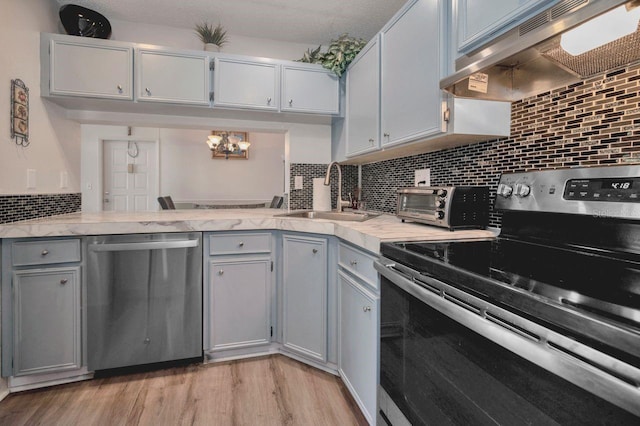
[0,355,368,426]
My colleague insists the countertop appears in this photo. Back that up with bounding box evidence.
[0,209,498,253]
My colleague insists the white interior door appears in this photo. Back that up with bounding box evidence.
[103,140,158,211]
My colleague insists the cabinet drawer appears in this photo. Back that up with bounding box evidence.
[208,233,271,255]
[338,242,378,290]
[12,239,81,266]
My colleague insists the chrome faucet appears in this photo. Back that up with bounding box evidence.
[324,161,350,212]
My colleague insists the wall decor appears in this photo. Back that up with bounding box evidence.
[10,79,29,147]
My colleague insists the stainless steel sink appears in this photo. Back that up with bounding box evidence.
[276,210,378,222]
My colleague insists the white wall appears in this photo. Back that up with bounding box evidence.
[0,0,81,195]
[159,129,285,203]
[110,19,316,61]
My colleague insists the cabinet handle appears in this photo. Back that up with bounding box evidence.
[41,249,49,256]
[60,278,68,285]
[267,97,272,105]
[383,133,390,138]
[363,306,371,312]
[117,84,123,93]
[312,248,318,254]
[144,337,151,344]
[288,99,293,106]
[145,88,151,95]
[350,260,358,266]
[368,138,374,145]
[238,241,244,247]
[218,270,224,275]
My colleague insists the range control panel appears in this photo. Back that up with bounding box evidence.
[495,165,640,219]
[563,178,639,202]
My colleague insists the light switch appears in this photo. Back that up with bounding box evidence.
[27,169,36,189]
[60,171,68,188]
[294,176,303,190]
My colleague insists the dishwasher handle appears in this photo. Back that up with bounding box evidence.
[89,239,199,252]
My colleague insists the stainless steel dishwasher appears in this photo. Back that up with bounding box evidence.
[86,232,202,371]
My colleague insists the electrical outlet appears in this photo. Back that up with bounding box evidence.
[415,169,430,187]
[294,176,303,190]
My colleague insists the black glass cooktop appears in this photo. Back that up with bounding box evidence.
[382,238,640,329]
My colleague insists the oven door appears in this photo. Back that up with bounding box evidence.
[376,259,640,425]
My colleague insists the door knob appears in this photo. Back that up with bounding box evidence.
[239,241,244,247]
[145,88,151,95]
[312,248,318,254]
[218,270,224,275]
[117,85,123,93]
[363,306,371,312]
[60,279,68,285]
[289,99,293,106]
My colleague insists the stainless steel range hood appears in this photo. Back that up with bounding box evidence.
[441,0,640,101]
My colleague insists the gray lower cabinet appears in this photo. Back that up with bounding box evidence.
[208,257,272,350]
[282,234,328,362]
[339,272,378,424]
[13,267,81,376]
[204,232,274,355]
[338,243,379,425]
[1,238,83,379]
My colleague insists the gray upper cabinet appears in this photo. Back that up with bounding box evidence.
[282,234,328,363]
[280,65,340,114]
[12,267,81,377]
[212,57,279,110]
[345,37,380,157]
[455,0,560,54]
[44,34,133,100]
[136,48,210,105]
[380,0,445,148]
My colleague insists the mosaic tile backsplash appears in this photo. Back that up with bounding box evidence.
[361,63,640,228]
[0,193,81,224]
[289,164,358,210]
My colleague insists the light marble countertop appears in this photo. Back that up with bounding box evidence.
[0,209,498,253]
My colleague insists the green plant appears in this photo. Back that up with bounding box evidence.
[298,45,323,63]
[194,22,228,47]
[296,34,366,77]
[322,34,366,76]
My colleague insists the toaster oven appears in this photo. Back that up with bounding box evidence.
[396,186,489,229]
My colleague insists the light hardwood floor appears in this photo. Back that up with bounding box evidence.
[0,355,368,426]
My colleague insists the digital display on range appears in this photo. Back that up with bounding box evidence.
[563,177,639,202]
[601,179,633,190]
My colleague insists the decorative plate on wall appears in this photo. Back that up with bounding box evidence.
[59,4,112,39]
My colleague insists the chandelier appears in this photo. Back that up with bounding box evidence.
[206,131,250,159]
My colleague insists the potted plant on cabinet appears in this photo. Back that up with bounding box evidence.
[297,34,366,77]
[195,22,228,52]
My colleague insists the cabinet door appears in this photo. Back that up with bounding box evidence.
[208,257,271,351]
[282,235,327,362]
[213,57,279,110]
[13,267,81,376]
[137,49,210,105]
[346,38,380,157]
[456,0,559,53]
[281,65,339,114]
[49,38,132,99]
[339,272,378,425]
[380,0,444,148]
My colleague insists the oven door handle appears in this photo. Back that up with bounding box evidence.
[88,239,199,252]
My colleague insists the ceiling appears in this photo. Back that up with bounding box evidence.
[53,0,407,45]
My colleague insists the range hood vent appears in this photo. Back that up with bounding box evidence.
[441,0,640,101]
